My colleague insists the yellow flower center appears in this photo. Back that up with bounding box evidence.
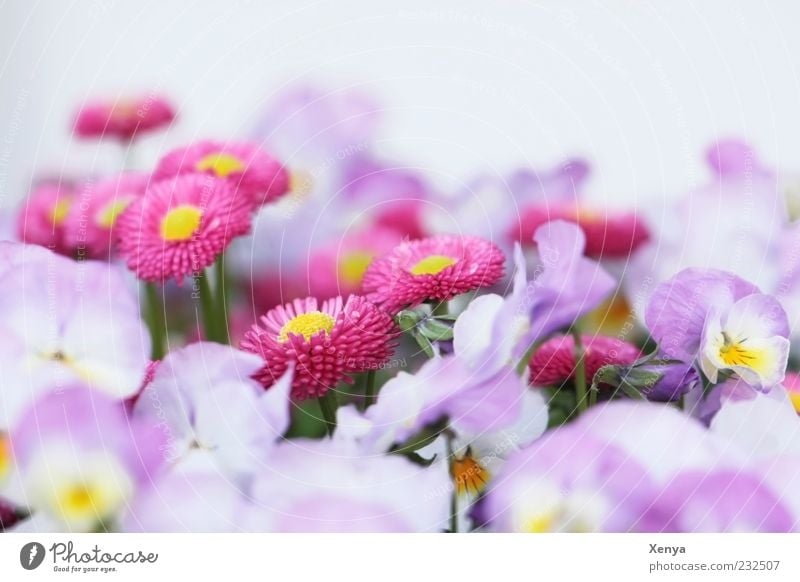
[789,391,800,414]
[718,334,764,368]
[110,100,138,120]
[160,205,202,242]
[195,153,245,177]
[339,251,374,286]
[524,511,558,533]
[278,311,335,342]
[55,481,109,522]
[96,198,132,228]
[452,454,490,496]
[0,434,10,481]
[289,169,314,197]
[410,255,457,276]
[50,198,72,225]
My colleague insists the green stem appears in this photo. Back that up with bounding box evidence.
[318,390,338,437]
[214,255,230,344]
[516,342,537,376]
[198,270,224,343]
[588,383,598,408]
[446,432,458,533]
[145,282,166,360]
[363,370,377,410]
[573,328,588,414]
[432,301,449,317]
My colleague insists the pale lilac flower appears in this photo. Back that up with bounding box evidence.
[121,466,253,533]
[245,439,449,532]
[484,425,659,532]
[6,386,166,532]
[132,342,293,475]
[646,268,789,389]
[485,400,798,532]
[710,385,800,460]
[649,470,795,532]
[0,247,150,428]
[518,220,616,350]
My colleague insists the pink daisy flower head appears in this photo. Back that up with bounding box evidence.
[515,203,650,259]
[73,94,176,141]
[529,334,640,387]
[240,295,397,400]
[153,140,289,207]
[115,174,252,284]
[64,173,149,259]
[362,234,506,313]
[16,182,75,254]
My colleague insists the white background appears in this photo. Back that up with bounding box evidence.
[2,0,800,208]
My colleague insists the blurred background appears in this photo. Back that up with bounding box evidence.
[1,0,800,209]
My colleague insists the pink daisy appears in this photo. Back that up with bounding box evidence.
[65,173,149,259]
[16,182,75,254]
[74,95,176,141]
[514,203,650,259]
[240,295,397,400]
[115,174,252,284]
[361,234,505,313]
[529,334,640,387]
[153,140,289,206]
[307,226,403,300]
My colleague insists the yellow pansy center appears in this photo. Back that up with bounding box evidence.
[524,511,558,533]
[0,434,10,480]
[339,251,374,286]
[196,153,245,177]
[161,205,202,242]
[409,255,457,276]
[452,454,490,496]
[50,199,72,225]
[278,311,335,342]
[718,333,763,368]
[96,198,131,229]
[54,480,117,524]
[787,390,800,414]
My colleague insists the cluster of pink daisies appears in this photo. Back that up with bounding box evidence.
[2,86,800,533]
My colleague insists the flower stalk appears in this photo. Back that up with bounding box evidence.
[144,282,166,360]
[318,390,338,437]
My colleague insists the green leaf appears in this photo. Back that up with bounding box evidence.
[418,317,454,341]
[412,331,436,358]
[396,309,423,332]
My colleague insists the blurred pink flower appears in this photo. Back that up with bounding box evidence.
[16,182,74,254]
[529,334,640,387]
[154,140,289,207]
[73,95,176,141]
[64,173,149,259]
